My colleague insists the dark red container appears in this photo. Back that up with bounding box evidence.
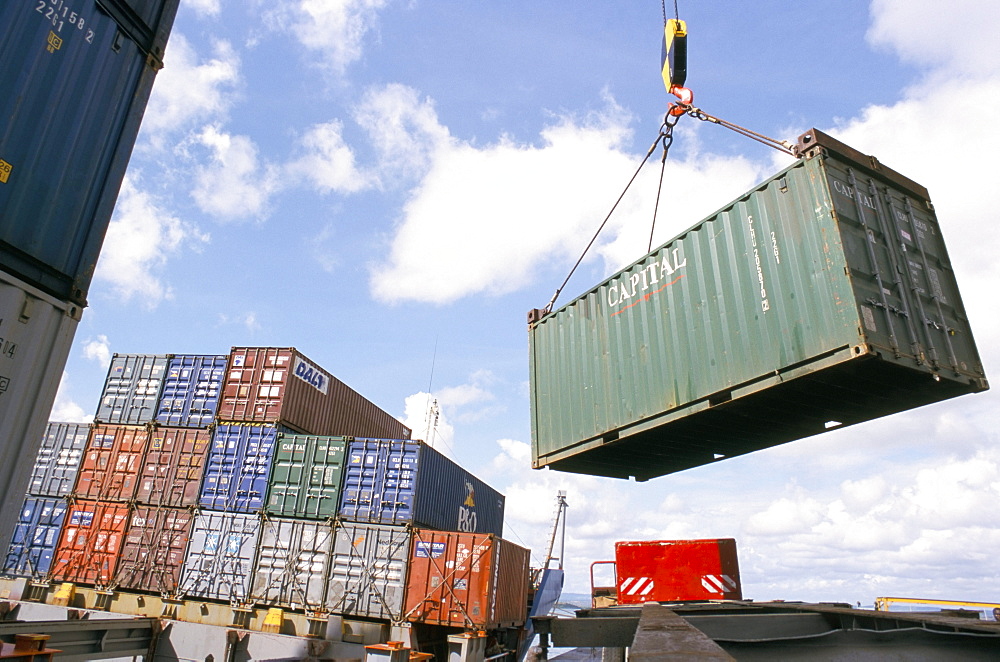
[614,538,742,603]
[115,506,193,594]
[135,426,210,507]
[51,500,130,585]
[218,347,411,439]
[403,529,529,629]
[74,424,148,502]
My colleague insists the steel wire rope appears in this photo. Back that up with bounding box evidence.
[544,127,671,314]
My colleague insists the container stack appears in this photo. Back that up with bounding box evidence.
[4,345,530,633]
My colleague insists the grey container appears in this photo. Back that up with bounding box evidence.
[27,422,90,498]
[0,0,180,305]
[326,522,412,621]
[251,518,335,609]
[0,269,82,557]
[179,511,262,603]
[529,129,988,481]
[96,354,170,424]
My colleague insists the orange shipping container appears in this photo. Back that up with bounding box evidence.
[51,500,130,586]
[135,426,210,507]
[403,529,529,629]
[218,347,411,439]
[74,424,148,502]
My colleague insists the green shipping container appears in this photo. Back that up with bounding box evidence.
[528,129,988,481]
[265,434,347,519]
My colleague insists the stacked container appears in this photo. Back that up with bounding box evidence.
[2,423,87,578]
[0,1,180,554]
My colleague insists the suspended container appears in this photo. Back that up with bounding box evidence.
[218,347,411,439]
[403,529,530,629]
[2,496,68,578]
[339,439,505,536]
[265,434,347,519]
[51,500,130,586]
[74,424,148,502]
[326,522,412,621]
[528,129,989,480]
[95,354,170,425]
[135,426,211,507]
[251,518,335,609]
[115,506,194,594]
[0,269,81,557]
[155,354,227,427]
[27,422,89,498]
[613,538,741,604]
[0,0,180,306]
[199,423,283,513]
[179,511,262,603]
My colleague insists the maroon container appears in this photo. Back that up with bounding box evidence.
[135,426,210,507]
[51,500,130,586]
[218,347,411,439]
[74,424,148,502]
[115,506,193,594]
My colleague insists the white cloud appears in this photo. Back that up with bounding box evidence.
[97,177,209,307]
[184,0,222,17]
[49,372,93,423]
[268,0,388,75]
[867,0,1000,78]
[82,335,112,366]
[366,87,767,305]
[144,35,240,140]
[190,125,280,220]
[287,120,374,193]
[402,391,456,457]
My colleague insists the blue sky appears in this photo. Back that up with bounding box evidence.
[52,0,1000,602]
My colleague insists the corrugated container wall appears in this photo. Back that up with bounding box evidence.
[74,424,148,502]
[528,129,988,481]
[199,423,281,513]
[403,530,530,629]
[51,500,130,585]
[339,439,505,536]
[96,354,170,424]
[155,354,227,427]
[615,538,742,603]
[326,522,412,621]
[0,0,180,305]
[27,422,89,498]
[115,506,193,594]
[0,270,81,556]
[180,511,261,603]
[219,347,411,439]
[2,497,68,578]
[266,434,347,519]
[251,518,334,609]
[136,426,211,507]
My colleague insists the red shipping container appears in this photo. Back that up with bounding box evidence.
[403,529,529,629]
[74,424,149,502]
[51,500,130,585]
[115,506,193,594]
[614,538,742,603]
[135,426,210,507]
[218,347,411,439]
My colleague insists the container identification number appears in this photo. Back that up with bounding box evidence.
[747,215,770,312]
[36,0,95,43]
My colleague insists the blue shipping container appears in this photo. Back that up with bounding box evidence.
[339,439,506,536]
[3,496,68,577]
[199,423,282,513]
[28,422,89,498]
[0,0,180,305]
[155,355,227,427]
